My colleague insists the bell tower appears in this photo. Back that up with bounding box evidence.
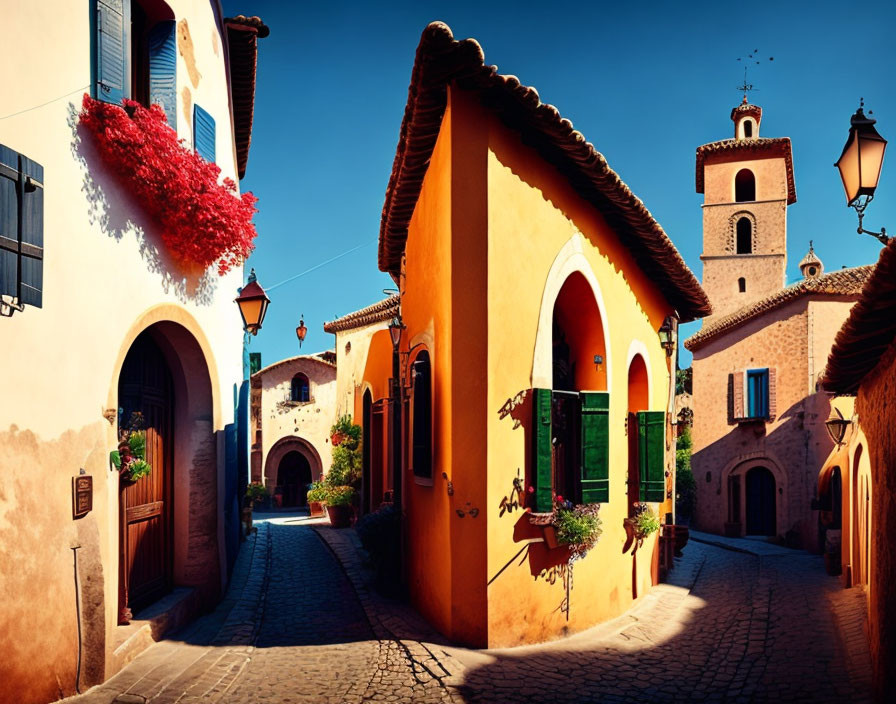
[696,99,796,321]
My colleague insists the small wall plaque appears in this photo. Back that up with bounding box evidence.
[73,476,93,519]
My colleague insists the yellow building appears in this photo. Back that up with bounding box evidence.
[336,22,710,648]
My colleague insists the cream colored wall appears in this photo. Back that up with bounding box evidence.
[808,298,858,391]
[0,3,244,701]
[257,358,337,480]
[333,320,391,416]
[484,109,675,646]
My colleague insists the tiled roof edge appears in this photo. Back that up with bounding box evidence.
[323,295,400,333]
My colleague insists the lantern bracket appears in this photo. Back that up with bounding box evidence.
[851,195,889,245]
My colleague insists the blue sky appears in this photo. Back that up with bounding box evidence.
[224,0,896,368]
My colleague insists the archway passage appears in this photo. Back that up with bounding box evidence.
[278,451,313,507]
[745,466,776,536]
[118,330,174,618]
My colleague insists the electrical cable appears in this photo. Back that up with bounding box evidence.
[264,238,376,292]
[0,85,90,121]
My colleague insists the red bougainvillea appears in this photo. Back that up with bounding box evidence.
[79,95,257,275]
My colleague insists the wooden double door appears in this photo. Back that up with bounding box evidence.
[118,332,174,620]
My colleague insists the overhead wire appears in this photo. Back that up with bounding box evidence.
[264,239,376,292]
[0,85,90,121]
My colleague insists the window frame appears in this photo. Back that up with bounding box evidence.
[745,368,770,420]
[410,350,434,484]
[290,373,311,403]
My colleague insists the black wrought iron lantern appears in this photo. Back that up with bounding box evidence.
[658,316,677,357]
[388,314,405,351]
[234,268,270,336]
[824,407,851,446]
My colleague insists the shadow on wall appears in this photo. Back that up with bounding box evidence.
[692,392,834,548]
[67,102,217,306]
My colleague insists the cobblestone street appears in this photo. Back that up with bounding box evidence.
[65,518,872,704]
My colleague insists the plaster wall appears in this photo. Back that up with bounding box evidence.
[333,320,391,416]
[254,357,336,484]
[0,3,244,701]
[701,155,789,206]
[690,297,858,549]
[855,343,896,701]
[482,101,674,647]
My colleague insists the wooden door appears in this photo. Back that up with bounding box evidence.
[746,466,776,536]
[551,391,579,504]
[118,332,173,621]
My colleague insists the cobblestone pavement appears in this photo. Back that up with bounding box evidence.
[64,518,872,704]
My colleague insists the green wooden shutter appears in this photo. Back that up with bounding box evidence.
[148,20,177,131]
[0,145,19,299]
[532,388,553,512]
[95,0,129,105]
[638,411,665,502]
[580,392,609,503]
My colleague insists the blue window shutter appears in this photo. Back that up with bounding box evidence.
[0,145,19,299]
[95,0,129,104]
[193,105,216,163]
[18,154,44,308]
[148,20,177,131]
[580,392,610,503]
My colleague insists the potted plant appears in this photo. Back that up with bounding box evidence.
[242,482,269,537]
[324,485,355,528]
[537,498,603,562]
[329,415,360,451]
[307,482,328,517]
[110,415,152,484]
[624,503,661,549]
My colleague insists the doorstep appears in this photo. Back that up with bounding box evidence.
[111,587,200,672]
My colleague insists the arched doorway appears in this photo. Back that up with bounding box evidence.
[852,445,871,587]
[277,451,312,507]
[745,466,776,536]
[118,330,174,621]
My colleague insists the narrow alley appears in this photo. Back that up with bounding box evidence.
[65,516,872,704]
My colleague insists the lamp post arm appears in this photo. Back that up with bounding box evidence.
[853,199,890,245]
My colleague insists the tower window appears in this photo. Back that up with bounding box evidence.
[738,277,746,293]
[290,373,310,402]
[736,217,752,254]
[735,169,756,202]
[743,120,753,138]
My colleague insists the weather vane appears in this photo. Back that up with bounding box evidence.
[736,50,774,100]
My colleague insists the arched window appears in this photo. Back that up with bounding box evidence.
[290,373,310,402]
[736,217,752,254]
[743,120,753,138]
[738,277,746,293]
[411,351,432,479]
[735,169,756,202]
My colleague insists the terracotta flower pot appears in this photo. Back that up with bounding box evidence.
[542,524,561,550]
[331,432,345,446]
[309,500,325,518]
[326,503,352,528]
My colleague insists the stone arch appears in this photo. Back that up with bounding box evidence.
[625,339,653,406]
[110,305,222,607]
[719,452,787,538]
[533,233,612,391]
[264,435,324,489]
[727,211,757,254]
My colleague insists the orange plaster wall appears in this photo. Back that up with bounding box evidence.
[481,102,675,647]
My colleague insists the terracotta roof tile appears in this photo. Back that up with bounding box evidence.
[823,240,896,394]
[323,295,400,333]
[379,22,710,322]
[251,352,337,380]
[223,15,269,179]
[685,266,873,351]
[696,138,797,205]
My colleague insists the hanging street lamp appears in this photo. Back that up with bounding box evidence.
[835,99,889,245]
[658,315,677,357]
[824,407,852,447]
[388,314,405,351]
[296,315,308,348]
[234,268,270,335]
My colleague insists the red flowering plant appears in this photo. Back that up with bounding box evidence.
[79,95,257,275]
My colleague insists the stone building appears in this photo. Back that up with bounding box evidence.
[249,353,337,506]
[822,237,896,702]
[0,4,266,702]
[686,99,871,549]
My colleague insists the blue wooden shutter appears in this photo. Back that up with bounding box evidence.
[580,392,609,503]
[193,105,216,162]
[532,388,553,512]
[0,145,19,299]
[148,20,177,131]
[18,154,44,308]
[638,411,665,502]
[95,0,129,104]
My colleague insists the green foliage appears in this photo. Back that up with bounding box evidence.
[127,430,147,460]
[633,503,661,538]
[324,485,355,507]
[675,427,696,519]
[127,459,152,480]
[110,450,122,469]
[306,482,328,503]
[246,481,269,503]
[355,504,402,596]
[552,503,603,561]
[675,367,693,395]
[331,415,361,450]
[327,416,363,488]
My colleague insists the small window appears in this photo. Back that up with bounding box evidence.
[743,120,753,138]
[808,266,817,276]
[290,373,310,403]
[738,277,746,293]
[746,368,769,419]
[411,351,432,479]
[736,217,752,254]
[735,169,756,202]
